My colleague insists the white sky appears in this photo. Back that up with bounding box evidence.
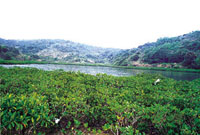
[0,0,200,49]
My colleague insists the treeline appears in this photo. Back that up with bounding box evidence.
[0,45,43,61]
[0,45,20,60]
[0,38,120,64]
[113,31,200,69]
[143,37,200,69]
[1,31,200,68]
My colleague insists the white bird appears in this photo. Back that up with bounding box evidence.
[154,79,160,85]
[55,118,60,124]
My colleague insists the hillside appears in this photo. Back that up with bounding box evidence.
[0,45,22,60]
[0,38,120,64]
[1,31,200,69]
[112,31,200,69]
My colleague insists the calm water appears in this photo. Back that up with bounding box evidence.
[1,64,200,81]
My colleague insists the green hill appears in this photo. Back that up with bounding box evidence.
[112,31,200,69]
[1,31,200,69]
[0,45,21,60]
[0,38,120,64]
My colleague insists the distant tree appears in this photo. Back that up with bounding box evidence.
[130,54,139,61]
[169,51,186,63]
[0,45,20,60]
[191,57,200,69]
[182,52,197,67]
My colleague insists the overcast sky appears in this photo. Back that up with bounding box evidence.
[0,0,200,49]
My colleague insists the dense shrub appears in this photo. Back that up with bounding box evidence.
[0,67,200,134]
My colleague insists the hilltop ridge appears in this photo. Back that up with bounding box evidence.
[112,31,200,69]
[0,38,120,64]
[0,31,200,69]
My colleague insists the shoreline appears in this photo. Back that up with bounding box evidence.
[0,60,200,73]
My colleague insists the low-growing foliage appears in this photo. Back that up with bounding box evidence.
[0,67,199,134]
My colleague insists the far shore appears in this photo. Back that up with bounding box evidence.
[0,60,200,73]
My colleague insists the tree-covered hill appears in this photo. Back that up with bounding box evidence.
[1,31,200,68]
[0,38,121,64]
[112,31,200,69]
[0,45,21,60]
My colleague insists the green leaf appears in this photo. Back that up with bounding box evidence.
[8,124,12,130]
[31,117,34,123]
[74,119,81,128]
[11,112,16,120]
[84,123,88,128]
[66,121,71,128]
[36,115,40,121]
[11,122,15,127]
[20,124,23,130]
